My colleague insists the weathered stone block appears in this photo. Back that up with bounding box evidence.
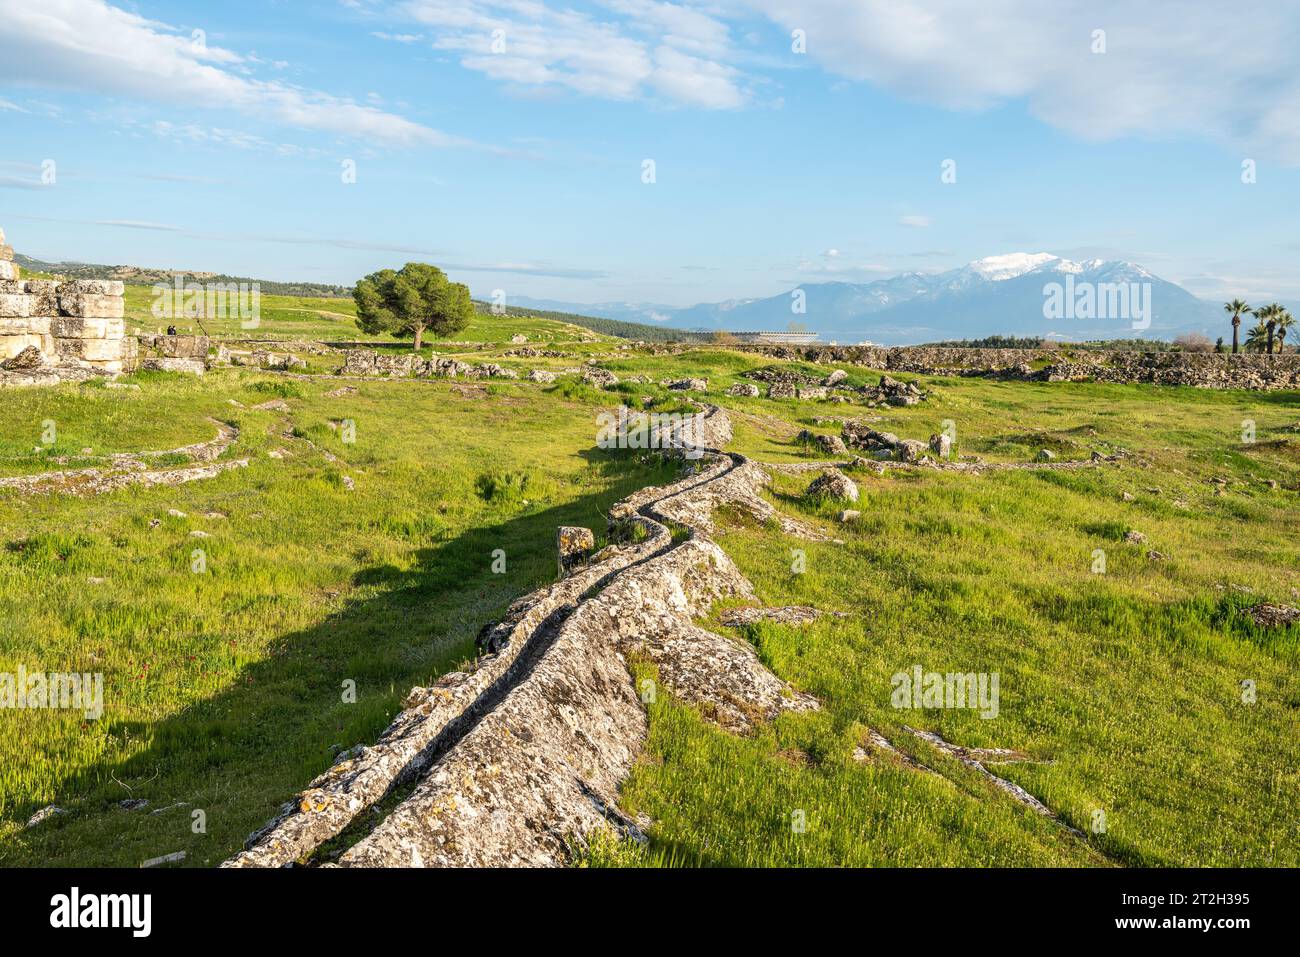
[0,261,18,281]
[57,293,124,318]
[59,279,125,296]
[50,316,125,339]
[54,337,126,361]
[23,281,58,314]
[0,294,34,318]
[83,359,126,374]
[0,317,50,335]
[140,357,204,374]
[0,244,13,261]
[0,334,53,359]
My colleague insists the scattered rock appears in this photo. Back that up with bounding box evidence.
[822,369,848,386]
[663,377,708,391]
[929,433,952,458]
[727,382,760,397]
[1120,491,1135,502]
[252,399,290,412]
[1124,530,1147,544]
[582,368,619,389]
[323,386,358,398]
[805,468,859,503]
[838,509,861,523]
[1035,449,1056,462]
[1147,550,1168,561]
[1248,603,1300,628]
[815,433,847,455]
[142,851,186,868]
[0,346,47,371]
[341,476,356,491]
[25,805,66,829]
[118,798,150,811]
[896,439,929,463]
[527,369,556,383]
[556,525,596,577]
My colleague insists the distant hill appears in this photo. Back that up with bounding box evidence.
[511,254,1251,345]
[14,254,352,299]
[485,303,706,343]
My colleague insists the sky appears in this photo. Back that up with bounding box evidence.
[1,0,1299,309]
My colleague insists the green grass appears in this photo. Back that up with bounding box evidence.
[1,351,1296,867]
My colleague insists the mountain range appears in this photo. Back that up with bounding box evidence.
[511,254,1235,345]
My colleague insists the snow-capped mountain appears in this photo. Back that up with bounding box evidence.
[512,254,1225,344]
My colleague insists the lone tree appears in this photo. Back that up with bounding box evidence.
[353,263,474,351]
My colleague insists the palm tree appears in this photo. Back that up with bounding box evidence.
[1245,320,1271,353]
[1255,302,1283,354]
[1224,298,1250,354]
[1276,309,1295,353]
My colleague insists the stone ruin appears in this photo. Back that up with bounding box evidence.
[0,226,133,385]
[224,405,827,868]
[0,224,216,386]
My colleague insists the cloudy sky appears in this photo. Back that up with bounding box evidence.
[1,0,1298,307]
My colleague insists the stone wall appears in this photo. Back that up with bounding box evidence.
[137,334,211,374]
[0,225,132,383]
[740,344,1300,390]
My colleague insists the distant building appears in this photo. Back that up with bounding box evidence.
[728,331,820,345]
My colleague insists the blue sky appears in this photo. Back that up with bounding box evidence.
[1,0,1298,308]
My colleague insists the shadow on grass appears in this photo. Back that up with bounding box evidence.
[7,451,677,867]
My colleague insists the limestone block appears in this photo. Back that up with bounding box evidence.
[23,280,58,314]
[139,357,204,374]
[0,334,53,359]
[0,244,13,261]
[0,293,34,318]
[82,359,126,374]
[54,337,126,361]
[57,293,124,319]
[58,279,125,297]
[0,261,18,281]
[50,316,125,339]
[0,316,50,336]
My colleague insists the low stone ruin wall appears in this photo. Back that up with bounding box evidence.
[137,334,211,374]
[740,344,1300,390]
[339,350,519,379]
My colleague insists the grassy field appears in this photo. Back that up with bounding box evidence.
[1,325,1296,867]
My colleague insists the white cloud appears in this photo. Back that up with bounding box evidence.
[0,0,469,147]
[404,0,747,108]
[741,0,1300,162]
[899,215,932,228]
